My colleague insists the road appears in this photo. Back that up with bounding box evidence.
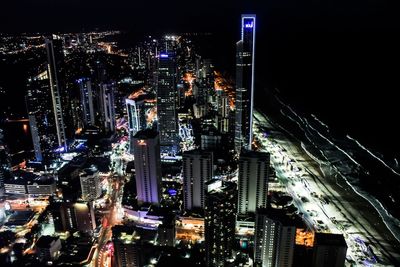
[253,110,400,266]
[91,176,124,267]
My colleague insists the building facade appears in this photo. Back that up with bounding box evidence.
[133,129,162,205]
[79,166,101,201]
[254,208,296,267]
[0,129,12,196]
[312,233,347,267]
[45,37,68,150]
[182,150,213,211]
[126,98,142,154]
[156,52,179,154]
[238,150,269,216]
[50,201,96,234]
[26,72,58,162]
[205,180,237,267]
[235,14,256,152]
[99,82,116,133]
[78,78,95,127]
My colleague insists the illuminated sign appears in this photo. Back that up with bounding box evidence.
[168,189,177,196]
[160,54,168,58]
[244,20,254,28]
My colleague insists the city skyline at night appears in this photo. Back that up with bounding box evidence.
[1,2,400,267]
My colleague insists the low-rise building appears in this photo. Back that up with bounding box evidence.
[35,235,62,262]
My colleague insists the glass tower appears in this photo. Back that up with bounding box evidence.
[235,14,256,152]
[45,38,67,151]
[156,52,179,155]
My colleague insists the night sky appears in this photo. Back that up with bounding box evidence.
[1,1,398,34]
[2,0,400,157]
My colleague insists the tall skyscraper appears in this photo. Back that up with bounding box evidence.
[254,208,296,267]
[99,82,116,133]
[126,96,154,152]
[238,150,269,216]
[312,233,347,267]
[157,219,176,247]
[182,150,213,211]
[156,52,179,154]
[126,98,141,154]
[235,14,256,152]
[112,226,142,267]
[126,92,156,154]
[216,91,230,134]
[45,38,68,150]
[0,129,12,196]
[133,129,162,205]
[26,72,58,162]
[73,201,97,234]
[79,166,101,201]
[205,179,237,267]
[78,78,95,127]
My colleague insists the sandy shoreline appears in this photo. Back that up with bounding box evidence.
[254,110,400,265]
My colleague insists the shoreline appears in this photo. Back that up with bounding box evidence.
[254,109,400,265]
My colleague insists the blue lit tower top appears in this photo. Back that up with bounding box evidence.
[241,14,256,41]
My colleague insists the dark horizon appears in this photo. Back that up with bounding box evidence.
[1,0,399,34]
[1,2,400,266]
[2,0,400,159]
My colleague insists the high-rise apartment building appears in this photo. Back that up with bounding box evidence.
[126,93,156,153]
[133,129,162,205]
[112,226,142,267]
[238,150,269,216]
[99,82,116,133]
[45,37,68,150]
[79,166,101,201]
[182,150,213,211]
[50,201,96,234]
[26,72,58,162]
[126,98,142,153]
[0,129,12,196]
[156,52,179,154]
[254,208,296,267]
[205,180,237,267]
[312,233,347,267]
[78,78,95,127]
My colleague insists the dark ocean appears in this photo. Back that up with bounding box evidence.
[203,3,400,164]
[202,5,400,225]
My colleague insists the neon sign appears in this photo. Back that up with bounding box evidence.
[160,54,168,58]
[244,21,254,28]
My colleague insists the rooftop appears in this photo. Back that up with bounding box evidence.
[36,236,60,248]
[239,149,270,159]
[4,172,55,186]
[314,233,347,247]
[257,207,303,227]
[5,210,35,226]
[80,165,99,176]
[133,129,159,139]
